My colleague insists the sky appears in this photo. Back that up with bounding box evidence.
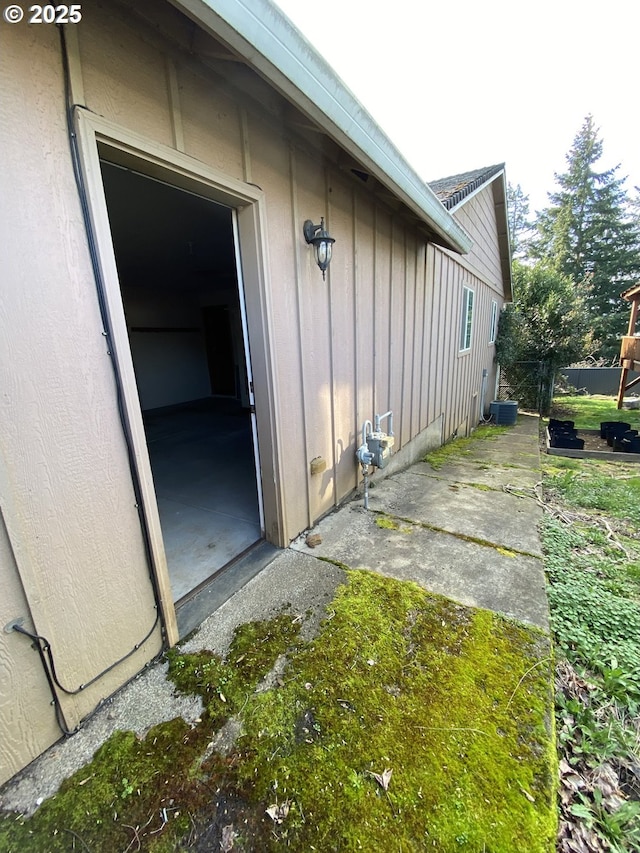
[273,0,640,216]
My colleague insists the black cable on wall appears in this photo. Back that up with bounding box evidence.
[8,25,173,738]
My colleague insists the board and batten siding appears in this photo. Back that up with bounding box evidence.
[1,0,507,783]
[68,0,507,535]
[0,20,164,785]
[450,185,505,292]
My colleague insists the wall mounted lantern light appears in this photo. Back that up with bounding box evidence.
[303,217,335,280]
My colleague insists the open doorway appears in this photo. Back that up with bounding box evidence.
[100,162,263,603]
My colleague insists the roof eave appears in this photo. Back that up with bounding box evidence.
[168,0,473,254]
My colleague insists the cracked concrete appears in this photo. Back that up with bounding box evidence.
[292,413,548,629]
[0,413,549,815]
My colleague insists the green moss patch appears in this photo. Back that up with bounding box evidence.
[0,573,556,852]
[0,719,211,852]
[425,425,510,469]
[234,570,557,851]
[375,514,412,533]
[167,613,301,726]
[0,616,301,853]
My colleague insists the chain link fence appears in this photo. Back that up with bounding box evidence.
[496,361,555,415]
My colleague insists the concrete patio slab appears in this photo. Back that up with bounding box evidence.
[291,503,549,629]
[0,414,551,818]
[363,470,543,557]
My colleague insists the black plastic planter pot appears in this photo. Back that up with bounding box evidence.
[550,436,585,450]
[600,421,631,439]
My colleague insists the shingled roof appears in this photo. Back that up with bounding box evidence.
[429,164,505,210]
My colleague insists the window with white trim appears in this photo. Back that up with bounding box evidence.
[489,299,498,344]
[459,285,474,352]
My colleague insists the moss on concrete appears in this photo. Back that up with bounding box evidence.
[375,514,413,533]
[166,613,300,726]
[0,616,301,853]
[0,572,556,852]
[372,509,539,559]
[425,425,510,469]
[0,718,211,852]
[234,570,557,851]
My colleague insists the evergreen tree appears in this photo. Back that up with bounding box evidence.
[507,182,533,259]
[532,116,640,358]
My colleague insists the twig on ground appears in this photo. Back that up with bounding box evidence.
[412,726,488,736]
[62,829,93,852]
[506,658,552,711]
[122,823,142,853]
[602,518,631,559]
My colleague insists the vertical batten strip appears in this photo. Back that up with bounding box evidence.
[410,233,419,437]
[431,250,443,426]
[372,205,378,418]
[239,107,252,183]
[352,187,359,489]
[387,219,394,430]
[326,166,338,507]
[418,242,428,430]
[165,58,185,153]
[438,253,447,427]
[289,146,312,530]
[430,244,438,426]
[400,230,409,446]
[425,244,436,427]
[442,255,454,436]
[413,235,420,436]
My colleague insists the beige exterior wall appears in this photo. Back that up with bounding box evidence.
[435,180,509,430]
[1,0,508,783]
[452,186,505,288]
[0,19,164,785]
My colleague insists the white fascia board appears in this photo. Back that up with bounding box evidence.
[169,0,473,254]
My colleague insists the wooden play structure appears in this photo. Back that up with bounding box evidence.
[617,284,640,408]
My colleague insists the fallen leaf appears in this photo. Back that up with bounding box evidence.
[589,763,619,799]
[266,801,291,824]
[220,824,236,852]
[369,768,392,791]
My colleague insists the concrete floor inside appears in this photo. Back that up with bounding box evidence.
[143,398,262,602]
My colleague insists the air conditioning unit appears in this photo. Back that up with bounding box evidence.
[490,401,518,425]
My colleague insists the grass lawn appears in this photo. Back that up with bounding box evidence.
[549,394,640,431]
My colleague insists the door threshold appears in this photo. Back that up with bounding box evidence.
[175,540,280,639]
